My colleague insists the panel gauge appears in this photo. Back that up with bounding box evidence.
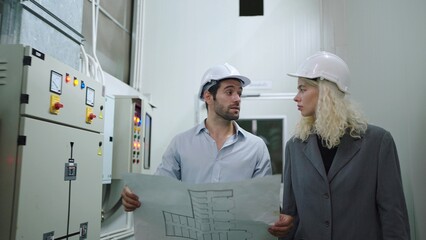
[86,87,95,107]
[50,71,63,94]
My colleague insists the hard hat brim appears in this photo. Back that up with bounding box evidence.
[212,75,251,87]
[287,73,318,79]
[287,72,350,93]
[199,75,251,100]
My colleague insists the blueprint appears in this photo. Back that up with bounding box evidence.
[123,174,282,240]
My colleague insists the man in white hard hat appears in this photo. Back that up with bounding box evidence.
[122,63,293,237]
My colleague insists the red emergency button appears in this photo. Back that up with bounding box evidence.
[50,94,62,114]
[89,113,96,120]
[54,102,64,110]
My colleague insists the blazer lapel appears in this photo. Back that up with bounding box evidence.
[303,135,328,182]
[327,133,362,182]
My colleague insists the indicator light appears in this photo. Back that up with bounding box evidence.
[73,77,78,86]
[99,105,104,119]
[66,74,71,83]
[81,81,85,89]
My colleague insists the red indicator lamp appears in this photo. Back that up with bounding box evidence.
[65,74,71,83]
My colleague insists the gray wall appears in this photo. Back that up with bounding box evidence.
[344,0,425,238]
[322,0,426,238]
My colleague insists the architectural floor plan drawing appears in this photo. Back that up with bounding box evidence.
[163,189,252,240]
[124,174,281,240]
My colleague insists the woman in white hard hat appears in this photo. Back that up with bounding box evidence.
[279,52,410,240]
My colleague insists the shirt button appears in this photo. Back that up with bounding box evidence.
[325,220,330,227]
[323,193,329,199]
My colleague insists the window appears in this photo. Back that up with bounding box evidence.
[0,0,3,28]
[0,0,4,36]
[237,118,285,175]
[82,0,133,84]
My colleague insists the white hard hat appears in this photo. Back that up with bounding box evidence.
[198,63,251,100]
[288,51,350,93]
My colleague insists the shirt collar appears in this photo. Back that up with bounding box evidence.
[196,119,247,138]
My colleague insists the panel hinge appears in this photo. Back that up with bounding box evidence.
[20,94,29,104]
[23,56,32,66]
[18,136,27,146]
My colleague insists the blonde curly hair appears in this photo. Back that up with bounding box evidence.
[294,78,368,148]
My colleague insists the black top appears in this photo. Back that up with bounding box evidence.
[316,135,338,175]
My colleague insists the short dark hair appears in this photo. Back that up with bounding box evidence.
[204,81,221,110]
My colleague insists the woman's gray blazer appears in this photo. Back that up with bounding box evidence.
[282,124,410,240]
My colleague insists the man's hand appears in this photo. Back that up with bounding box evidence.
[268,214,294,237]
[121,186,141,212]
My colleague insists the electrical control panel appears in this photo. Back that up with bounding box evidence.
[102,95,115,184]
[0,44,104,240]
[111,96,144,179]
